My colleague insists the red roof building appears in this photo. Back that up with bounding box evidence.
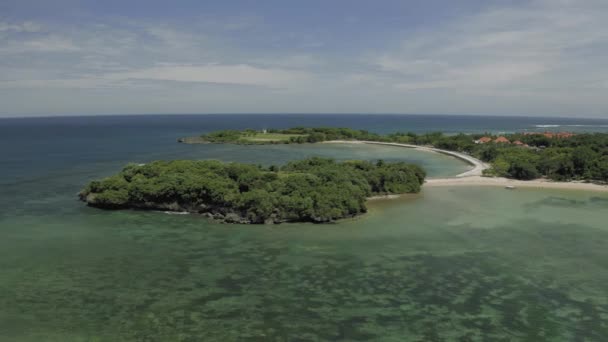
[523,132,575,139]
[513,140,529,147]
[494,136,510,144]
[556,132,575,138]
[477,136,493,144]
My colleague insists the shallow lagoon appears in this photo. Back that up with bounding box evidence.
[1,129,608,341]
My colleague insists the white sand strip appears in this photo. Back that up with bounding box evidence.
[426,176,608,192]
[324,140,490,177]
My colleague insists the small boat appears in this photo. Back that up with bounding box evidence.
[505,185,516,190]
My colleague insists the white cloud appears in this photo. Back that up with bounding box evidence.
[252,55,322,69]
[395,62,549,91]
[0,21,41,33]
[0,64,313,89]
[375,56,448,76]
[105,64,311,87]
[1,0,608,117]
[0,36,81,54]
[371,0,608,97]
[0,78,105,89]
[22,36,80,52]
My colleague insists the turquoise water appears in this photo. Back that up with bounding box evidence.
[2,187,607,341]
[1,115,608,341]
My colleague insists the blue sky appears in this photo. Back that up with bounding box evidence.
[1,0,607,117]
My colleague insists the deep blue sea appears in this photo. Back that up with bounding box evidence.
[2,114,608,341]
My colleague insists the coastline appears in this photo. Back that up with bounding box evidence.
[326,140,608,193]
[426,176,608,192]
[323,140,490,177]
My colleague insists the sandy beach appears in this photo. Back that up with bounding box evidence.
[327,140,608,193]
[426,176,608,192]
[324,140,490,177]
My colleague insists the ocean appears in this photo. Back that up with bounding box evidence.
[1,114,608,341]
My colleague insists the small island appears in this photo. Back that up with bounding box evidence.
[80,157,426,224]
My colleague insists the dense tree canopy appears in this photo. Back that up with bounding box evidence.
[80,158,426,224]
[388,131,608,182]
[196,127,383,144]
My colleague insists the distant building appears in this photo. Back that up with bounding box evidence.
[494,136,510,144]
[556,132,575,138]
[513,140,529,147]
[523,131,575,139]
[475,136,493,144]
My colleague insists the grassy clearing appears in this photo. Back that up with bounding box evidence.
[241,133,307,142]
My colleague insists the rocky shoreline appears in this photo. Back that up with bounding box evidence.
[80,192,359,224]
[81,193,276,224]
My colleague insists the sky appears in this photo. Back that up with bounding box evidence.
[1,0,607,118]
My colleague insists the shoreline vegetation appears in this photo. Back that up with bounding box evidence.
[80,158,425,224]
[181,127,608,188]
[326,141,608,192]
[81,127,608,224]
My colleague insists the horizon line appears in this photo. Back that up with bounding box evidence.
[2,112,608,120]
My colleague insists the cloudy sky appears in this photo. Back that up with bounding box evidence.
[1,0,607,117]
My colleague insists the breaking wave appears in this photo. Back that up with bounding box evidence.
[534,124,608,128]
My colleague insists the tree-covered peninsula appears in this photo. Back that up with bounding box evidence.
[393,131,608,182]
[178,127,382,144]
[181,127,608,183]
[80,158,426,224]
